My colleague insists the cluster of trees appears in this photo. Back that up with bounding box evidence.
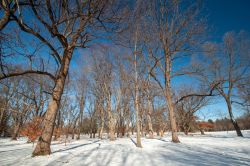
[0,0,249,156]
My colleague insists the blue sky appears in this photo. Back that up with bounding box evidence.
[205,0,250,39]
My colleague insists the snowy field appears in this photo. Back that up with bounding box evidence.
[0,131,250,166]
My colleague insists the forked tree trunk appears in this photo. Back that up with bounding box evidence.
[226,99,243,137]
[32,50,73,156]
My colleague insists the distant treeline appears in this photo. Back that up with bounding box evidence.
[211,113,250,131]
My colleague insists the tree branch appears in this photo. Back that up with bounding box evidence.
[175,82,220,104]
[10,13,62,65]
[0,70,56,81]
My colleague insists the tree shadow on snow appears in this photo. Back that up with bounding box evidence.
[158,143,250,166]
[52,140,101,154]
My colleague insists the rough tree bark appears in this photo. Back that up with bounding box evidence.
[99,107,104,139]
[0,1,17,31]
[32,49,73,156]
[107,96,115,141]
[146,86,154,139]
[165,55,180,143]
[226,98,243,137]
[1,0,120,157]
[134,30,142,147]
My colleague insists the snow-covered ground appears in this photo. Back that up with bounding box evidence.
[0,131,250,166]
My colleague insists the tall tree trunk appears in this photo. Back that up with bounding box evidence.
[126,118,130,137]
[116,123,119,138]
[54,110,61,141]
[134,29,142,147]
[76,116,81,140]
[165,93,180,143]
[147,98,154,139]
[107,97,115,141]
[99,108,104,139]
[0,109,8,136]
[32,50,72,156]
[226,99,243,137]
[135,92,142,147]
[77,96,85,140]
[140,115,144,137]
[72,117,78,140]
[165,54,180,143]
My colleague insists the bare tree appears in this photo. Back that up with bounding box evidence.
[0,0,124,156]
[175,86,209,135]
[0,1,28,31]
[10,81,32,140]
[143,0,205,142]
[201,31,250,137]
[238,77,250,112]
[74,69,88,140]
[0,80,13,137]
[140,76,155,138]
[116,58,133,137]
[133,27,142,147]
[91,51,116,141]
